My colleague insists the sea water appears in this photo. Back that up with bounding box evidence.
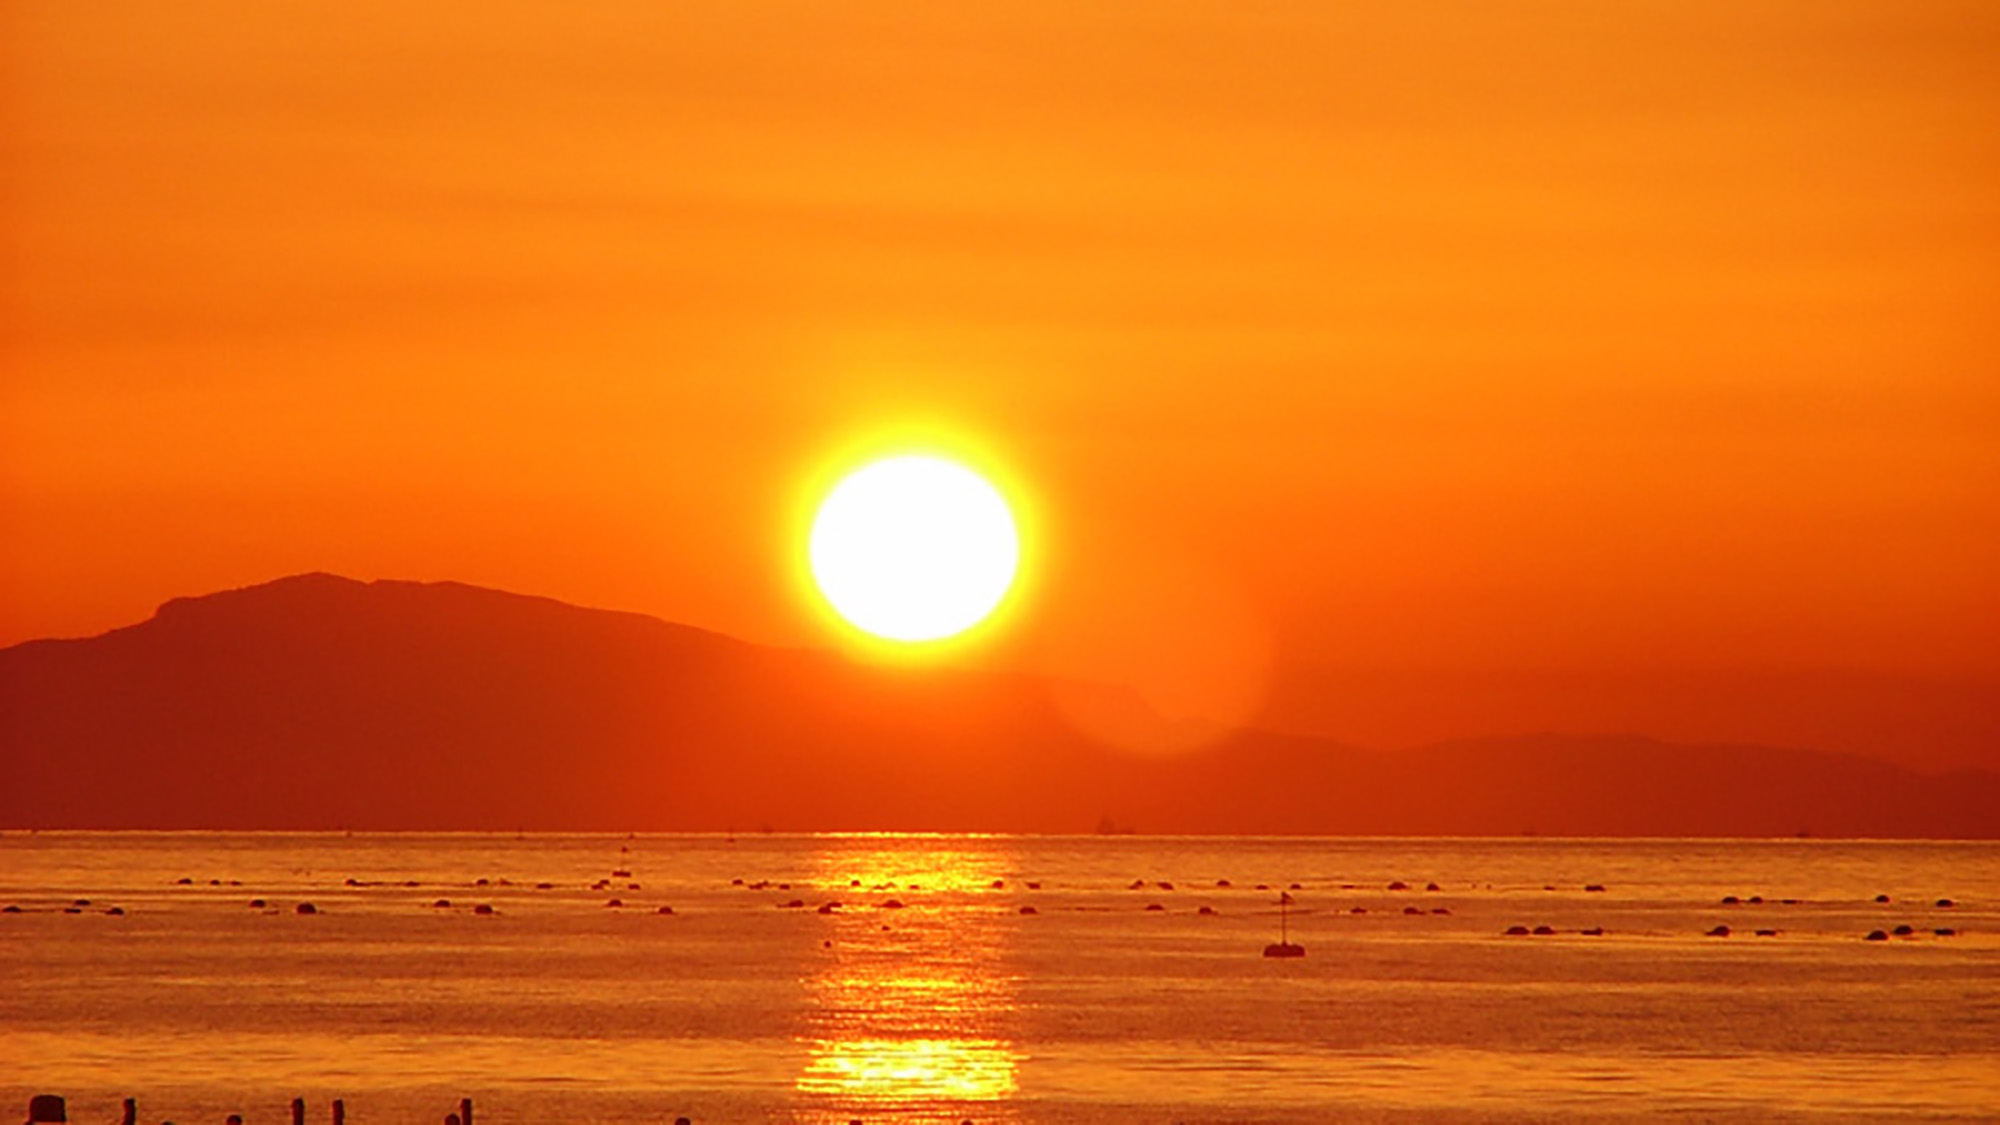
[2,833,1995,1124]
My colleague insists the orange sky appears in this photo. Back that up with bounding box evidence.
[5,3,1997,766]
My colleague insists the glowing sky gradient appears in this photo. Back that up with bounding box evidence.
[5,2,1996,765]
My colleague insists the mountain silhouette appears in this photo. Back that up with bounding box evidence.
[3,574,1995,836]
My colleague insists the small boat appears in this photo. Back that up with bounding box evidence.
[1263,890,1305,958]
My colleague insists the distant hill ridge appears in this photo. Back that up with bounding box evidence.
[3,574,1995,837]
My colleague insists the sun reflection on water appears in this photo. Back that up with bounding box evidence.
[798,1037,1019,1101]
[794,837,1022,1110]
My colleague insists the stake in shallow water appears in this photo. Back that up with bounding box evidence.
[26,1095,471,1125]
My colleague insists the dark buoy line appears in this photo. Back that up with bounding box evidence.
[23,864,1968,961]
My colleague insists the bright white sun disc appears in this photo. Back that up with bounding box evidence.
[809,455,1020,642]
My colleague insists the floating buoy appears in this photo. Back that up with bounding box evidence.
[1262,892,1305,957]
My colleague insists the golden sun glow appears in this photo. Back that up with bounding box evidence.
[808,455,1020,643]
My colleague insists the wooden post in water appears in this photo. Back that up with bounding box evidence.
[331,1101,344,1125]
[121,1100,136,1125]
[290,1099,304,1125]
[459,1098,473,1125]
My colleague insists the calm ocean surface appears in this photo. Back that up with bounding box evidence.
[3,833,1995,1124]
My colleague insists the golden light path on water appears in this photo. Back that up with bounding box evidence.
[794,836,1023,1109]
[797,1038,1017,1103]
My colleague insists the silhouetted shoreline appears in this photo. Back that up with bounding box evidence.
[5,575,1997,837]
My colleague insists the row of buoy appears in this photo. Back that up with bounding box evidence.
[168,872,1973,906]
[305,872,1997,902]
[29,894,1974,941]
[3,899,126,915]
[177,875,630,892]
[37,873,1977,930]
[1719,894,1958,907]
[770,897,909,911]
[1866,925,1957,940]
[1499,922,1967,940]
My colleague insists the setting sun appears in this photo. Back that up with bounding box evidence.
[808,455,1021,643]
[5,3,1999,1123]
